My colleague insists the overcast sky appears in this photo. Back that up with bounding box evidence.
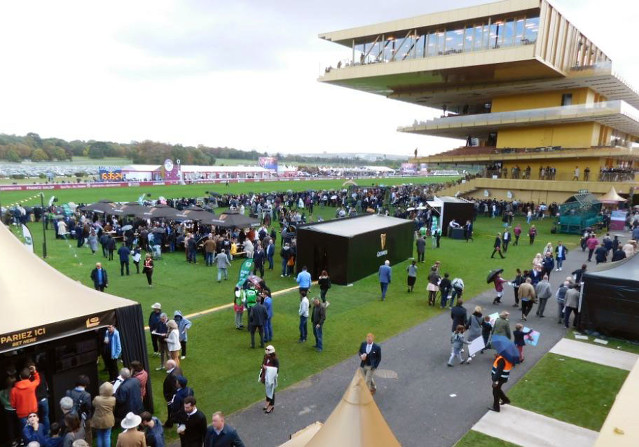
[0,0,636,157]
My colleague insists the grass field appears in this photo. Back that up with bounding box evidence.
[565,331,639,355]
[455,431,521,447]
[0,176,454,206]
[9,208,581,432]
[508,353,628,431]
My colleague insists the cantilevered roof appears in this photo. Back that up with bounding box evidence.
[399,100,639,139]
[320,0,541,46]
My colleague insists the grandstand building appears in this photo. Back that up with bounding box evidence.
[319,0,639,203]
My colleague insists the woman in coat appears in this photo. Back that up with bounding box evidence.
[130,361,149,400]
[63,414,86,447]
[143,253,154,287]
[88,228,99,254]
[464,306,483,363]
[261,345,279,414]
[165,320,181,366]
[92,382,116,447]
[317,270,331,303]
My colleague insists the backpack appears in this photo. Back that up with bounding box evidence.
[66,388,91,421]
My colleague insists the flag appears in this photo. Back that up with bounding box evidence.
[21,224,34,253]
[236,258,254,287]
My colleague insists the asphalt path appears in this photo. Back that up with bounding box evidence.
[224,249,589,446]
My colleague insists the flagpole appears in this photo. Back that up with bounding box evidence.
[40,193,47,258]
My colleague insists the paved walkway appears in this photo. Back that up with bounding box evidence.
[550,338,639,371]
[472,405,598,447]
[226,252,588,446]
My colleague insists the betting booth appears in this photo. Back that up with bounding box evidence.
[0,223,152,441]
[426,196,474,238]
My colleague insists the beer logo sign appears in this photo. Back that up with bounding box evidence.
[380,233,387,250]
[86,316,100,328]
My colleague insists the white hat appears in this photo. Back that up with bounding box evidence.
[265,345,275,354]
[151,303,162,309]
[121,412,142,430]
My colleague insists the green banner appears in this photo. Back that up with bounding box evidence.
[236,258,254,287]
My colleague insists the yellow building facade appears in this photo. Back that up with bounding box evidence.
[319,0,639,202]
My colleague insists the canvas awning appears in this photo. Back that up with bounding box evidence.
[290,369,400,447]
[599,186,627,204]
[0,222,138,353]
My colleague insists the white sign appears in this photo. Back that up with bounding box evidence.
[468,337,485,357]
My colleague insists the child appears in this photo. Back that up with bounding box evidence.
[447,325,469,367]
[480,315,492,354]
[439,273,451,308]
[513,323,533,362]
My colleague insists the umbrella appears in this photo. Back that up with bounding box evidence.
[121,225,133,231]
[79,200,119,214]
[490,335,521,364]
[152,227,166,234]
[406,207,416,211]
[330,195,338,200]
[210,212,260,229]
[144,204,182,219]
[486,268,504,284]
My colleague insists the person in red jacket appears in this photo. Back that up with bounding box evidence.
[10,365,40,427]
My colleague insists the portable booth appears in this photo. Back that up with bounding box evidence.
[557,193,603,234]
[0,223,152,440]
[426,196,474,238]
[579,253,639,340]
[295,215,413,285]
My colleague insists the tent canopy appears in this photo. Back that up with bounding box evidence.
[300,369,401,447]
[599,186,627,204]
[0,223,138,352]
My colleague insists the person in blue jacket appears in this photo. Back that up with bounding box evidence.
[173,311,192,360]
[378,260,392,301]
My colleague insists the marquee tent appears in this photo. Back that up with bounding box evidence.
[280,369,400,446]
[599,186,627,204]
[0,223,152,426]
[579,253,639,340]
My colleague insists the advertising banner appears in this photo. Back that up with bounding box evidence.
[236,258,254,287]
[259,157,278,171]
[21,224,34,253]
[400,163,416,173]
[162,159,181,181]
[609,210,627,231]
[98,167,124,182]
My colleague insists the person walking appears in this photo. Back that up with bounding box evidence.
[260,346,279,414]
[595,242,608,264]
[491,311,512,340]
[513,224,521,246]
[535,275,552,317]
[488,354,513,412]
[427,266,440,307]
[311,298,326,352]
[502,228,511,253]
[132,246,142,274]
[528,225,537,244]
[174,311,192,360]
[117,244,131,276]
[298,293,309,343]
[491,233,505,259]
[233,287,244,330]
[492,272,508,305]
[447,325,469,367]
[203,236,216,267]
[248,297,268,349]
[586,234,599,262]
[90,263,108,292]
[513,323,533,362]
[91,382,115,447]
[450,277,464,308]
[263,291,273,343]
[296,266,312,296]
[518,277,536,321]
[555,241,568,271]
[416,235,426,262]
[450,300,468,332]
[358,333,381,395]
[464,220,474,242]
[317,270,331,304]
[378,260,392,301]
[215,250,231,283]
[406,261,418,293]
[439,273,451,308]
[511,269,524,308]
[465,306,483,363]
[204,411,245,446]
[563,283,580,328]
[555,279,569,324]
[143,254,154,287]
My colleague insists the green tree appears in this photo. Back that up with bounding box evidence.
[32,148,50,161]
[6,149,21,162]
[88,145,105,159]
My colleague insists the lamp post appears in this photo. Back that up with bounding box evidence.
[40,193,47,258]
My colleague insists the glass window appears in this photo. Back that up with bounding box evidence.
[445,29,463,54]
[395,35,415,61]
[515,18,525,43]
[503,20,514,47]
[561,93,572,106]
[415,34,426,58]
[382,38,395,62]
[523,17,539,43]
[354,43,365,64]
[464,26,474,51]
[474,25,484,50]
[489,22,502,49]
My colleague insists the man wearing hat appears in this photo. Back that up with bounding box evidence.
[116,412,145,447]
[149,303,163,356]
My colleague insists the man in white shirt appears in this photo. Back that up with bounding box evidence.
[298,293,309,343]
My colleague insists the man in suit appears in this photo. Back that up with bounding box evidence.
[204,411,245,447]
[358,333,382,395]
[177,396,207,447]
[502,228,511,253]
[248,297,268,349]
[378,260,392,301]
[163,360,183,428]
[90,262,108,291]
[464,220,473,242]
[490,233,505,259]
[114,368,144,420]
[415,235,426,262]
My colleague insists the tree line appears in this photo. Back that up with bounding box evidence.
[0,133,403,167]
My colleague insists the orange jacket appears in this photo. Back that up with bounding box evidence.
[10,371,40,418]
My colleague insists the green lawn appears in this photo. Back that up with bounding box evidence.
[508,353,628,431]
[565,332,639,355]
[0,176,455,206]
[455,431,521,447]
